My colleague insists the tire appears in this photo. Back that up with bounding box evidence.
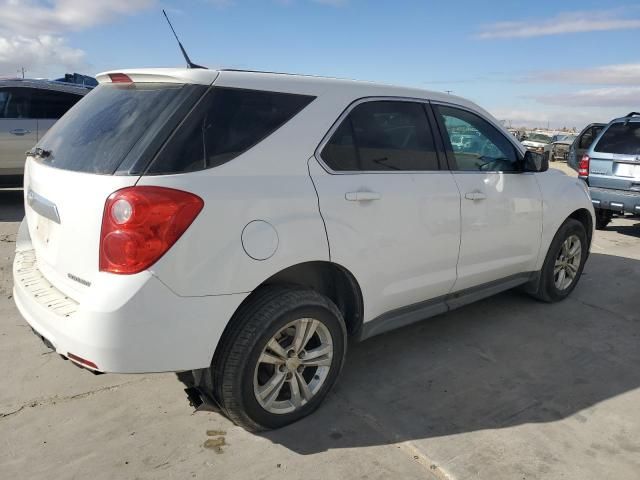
[595,208,612,230]
[528,218,588,302]
[546,151,554,163]
[208,286,347,431]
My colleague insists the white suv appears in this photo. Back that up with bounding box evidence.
[13,68,594,431]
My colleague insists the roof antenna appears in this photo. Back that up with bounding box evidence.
[162,9,206,69]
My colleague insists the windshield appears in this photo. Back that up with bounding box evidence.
[35,83,203,174]
[526,133,552,143]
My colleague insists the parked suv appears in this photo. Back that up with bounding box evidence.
[13,68,594,431]
[0,78,91,186]
[575,113,640,229]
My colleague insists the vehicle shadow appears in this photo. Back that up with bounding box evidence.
[0,189,24,223]
[259,252,640,454]
[610,220,640,239]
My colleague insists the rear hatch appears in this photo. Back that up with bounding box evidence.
[588,121,640,192]
[23,71,214,300]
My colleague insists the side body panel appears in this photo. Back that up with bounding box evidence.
[534,169,595,270]
[0,118,37,175]
[309,158,461,323]
[450,171,543,291]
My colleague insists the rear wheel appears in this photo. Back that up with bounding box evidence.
[595,208,612,230]
[528,218,587,302]
[208,287,347,431]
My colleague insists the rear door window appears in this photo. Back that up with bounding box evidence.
[321,100,440,171]
[0,87,32,118]
[594,122,640,155]
[30,89,83,119]
[36,83,203,174]
[148,87,315,174]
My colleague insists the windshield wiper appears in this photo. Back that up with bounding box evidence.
[26,147,53,159]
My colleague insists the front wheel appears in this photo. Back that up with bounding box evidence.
[528,218,587,302]
[208,287,347,431]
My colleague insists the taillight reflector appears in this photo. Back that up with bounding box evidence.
[578,155,590,177]
[67,353,99,370]
[100,186,204,274]
[108,73,133,83]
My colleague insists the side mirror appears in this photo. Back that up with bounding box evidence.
[523,150,548,172]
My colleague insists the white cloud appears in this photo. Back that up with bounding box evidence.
[0,34,84,77]
[527,63,640,85]
[532,86,640,108]
[0,0,154,77]
[490,107,620,130]
[477,10,640,39]
[0,0,154,34]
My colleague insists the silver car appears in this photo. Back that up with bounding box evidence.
[0,79,90,186]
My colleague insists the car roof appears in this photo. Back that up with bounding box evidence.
[0,78,92,95]
[608,112,640,124]
[96,67,487,115]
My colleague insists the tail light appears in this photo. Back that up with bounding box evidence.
[578,155,590,177]
[100,186,204,274]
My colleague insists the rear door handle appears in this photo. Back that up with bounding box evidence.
[345,191,382,202]
[10,128,30,136]
[464,191,487,201]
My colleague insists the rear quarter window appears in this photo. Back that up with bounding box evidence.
[594,122,640,155]
[147,87,315,174]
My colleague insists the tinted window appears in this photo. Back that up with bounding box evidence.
[579,127,596,149]
[149,88,315,174]
[435,105,519,172]
[321,101,439,171]
[594,122,640,155]
[0,87,31,118]
[31,89,82,119]
[37,83,198,174]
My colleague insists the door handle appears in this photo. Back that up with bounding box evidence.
[464,191,487,201]
[10,128,30,136]
[345,191,382,202]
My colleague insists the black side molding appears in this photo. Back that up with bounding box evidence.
[357,272,536,341]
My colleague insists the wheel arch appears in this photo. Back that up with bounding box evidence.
[210,261,365,364]
[568,208,594,252]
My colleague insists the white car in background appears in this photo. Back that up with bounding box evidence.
[521,132,552,154]
[0,78,90,186]
[13,68,594,431]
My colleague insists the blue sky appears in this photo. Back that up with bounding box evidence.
[1,0,639,128]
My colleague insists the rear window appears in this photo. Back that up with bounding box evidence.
[36,83,203,174]
[594,122,640,155]
[147,87,315,174]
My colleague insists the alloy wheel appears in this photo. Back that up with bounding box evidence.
[553,234,582,290]
[253,318,334,415]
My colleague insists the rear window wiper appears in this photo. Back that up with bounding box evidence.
[26,147,53,159]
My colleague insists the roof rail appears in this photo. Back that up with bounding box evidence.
[625,112,640,117]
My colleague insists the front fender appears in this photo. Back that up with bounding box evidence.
[535,170,595,270]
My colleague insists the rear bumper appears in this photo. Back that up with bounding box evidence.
[13,221,248,373]
[589,186,640,214]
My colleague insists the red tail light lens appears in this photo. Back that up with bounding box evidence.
[578,154,590,177]
[100,186,204,274]
[108,73,133,83]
